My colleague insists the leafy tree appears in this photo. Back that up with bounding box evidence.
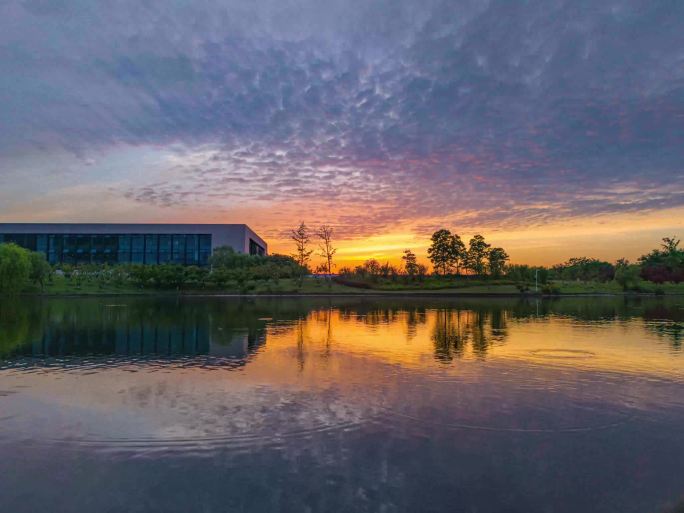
[428,229,456,275]
[380,262,398,281]
[487,247,509,278]
[506,265,549,285]
[316,225,337,275]
[614,258,641,291]
[465,235,490,276]
[450,234,467,275]
[362,259,382,281]
[0,243,31,294]
[402,249,419,279]
[209,246,254,269]
[638,236,683,283]
[29,251,52,291]
[551,257,615,282]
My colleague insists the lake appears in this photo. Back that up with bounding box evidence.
[0,296,683,513]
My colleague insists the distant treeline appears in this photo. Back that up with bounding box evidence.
[0,231,682,294]
[338,230,684,291]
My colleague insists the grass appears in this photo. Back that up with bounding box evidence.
[553,280,684,295]
[17,275,684,297]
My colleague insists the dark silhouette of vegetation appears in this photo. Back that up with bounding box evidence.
[428,229,465,275]
[316,224,337,275]
[402,249,420,280]
[551,257,615,282]
[464,234,491,275]
[639,236,684,283]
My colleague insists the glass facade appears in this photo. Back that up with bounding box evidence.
[0,233,213,266]
[249,238,266,256]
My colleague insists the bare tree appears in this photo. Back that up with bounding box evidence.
[316,225,337,275]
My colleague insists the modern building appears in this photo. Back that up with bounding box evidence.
[0,223,267,266]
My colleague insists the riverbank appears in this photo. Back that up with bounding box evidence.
[14,276,684,297]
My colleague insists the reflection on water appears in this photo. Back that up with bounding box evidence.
[0,296,683,513]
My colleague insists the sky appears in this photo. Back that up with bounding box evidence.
[0,0,683,267]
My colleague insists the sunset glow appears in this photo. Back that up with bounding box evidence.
[0,1,682,267]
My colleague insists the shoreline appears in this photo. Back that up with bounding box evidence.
[9,290,683,299]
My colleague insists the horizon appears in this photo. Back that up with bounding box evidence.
[1,1,682,268]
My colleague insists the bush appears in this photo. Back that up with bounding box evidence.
[0,243,31,294]
[541,283,560,295]
[29,251,52,290]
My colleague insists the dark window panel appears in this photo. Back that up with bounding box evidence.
[159,235,172,253]
[131,235,144,252]
[118,235,131,251]
[199,235,212,251]
[145,235,158,252]
[36,235,48,254]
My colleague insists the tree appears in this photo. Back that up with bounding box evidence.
[402,249,419,279]
[661,236,681,254]
[426,229,468,275]
[487,247,509,278]
[450,234,467,275]
[362,259,382,280]
[316,225,337,275]
[29,251,52,291]
[0,243,31,294]
[290,222,313,287]
[638,236,684,283]
[465,234,490,276]
[290,222,313,270]
[614,258,640,291]
[427,229,454,275]
[552,257,615,282]
[209,246,253,269]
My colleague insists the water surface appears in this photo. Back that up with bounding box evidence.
[1,296,683,512]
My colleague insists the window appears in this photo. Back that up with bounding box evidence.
[249,239,265,256]
[185,234,198,265]
[131,235,144,264]
[0,230,220,266]
[145,234,158,264]
[172,235,185,264]
[117,235,131,264]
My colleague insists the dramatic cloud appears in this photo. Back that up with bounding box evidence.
[1,0,683,242]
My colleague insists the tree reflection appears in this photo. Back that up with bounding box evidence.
[430,305,509,361]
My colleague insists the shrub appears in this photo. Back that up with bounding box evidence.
[0,243,31,294]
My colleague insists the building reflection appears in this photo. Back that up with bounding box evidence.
[0,299,268,360]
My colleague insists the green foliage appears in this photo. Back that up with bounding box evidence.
[29,251,52,290]
[551,257,615,282]
[638,236,684,283]
[427,229,466,275]
[614,259,641,291]
[506,265,549,285]
[0,243,31,294]
[402,249,419,279]
[541,283,561,295]
[465,234,491,276]
[487,247,509,278]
